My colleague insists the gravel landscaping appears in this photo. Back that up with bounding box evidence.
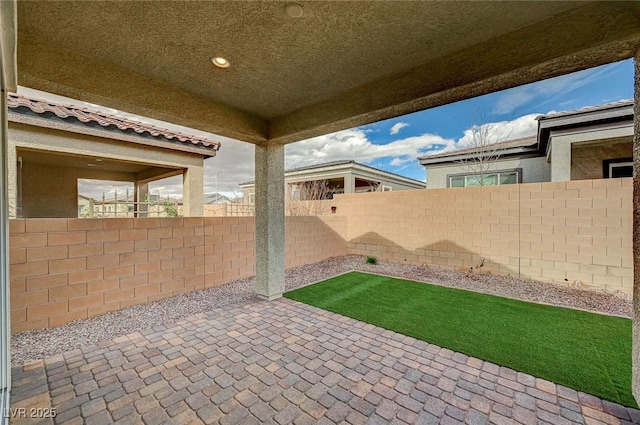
[11,255,632,366]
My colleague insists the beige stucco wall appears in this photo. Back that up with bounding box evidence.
[425,156,550,189]
[571,139,632,180]
[22,162,79,218]
[550,123,633,182]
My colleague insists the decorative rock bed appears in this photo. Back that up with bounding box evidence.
[11,255,631,365]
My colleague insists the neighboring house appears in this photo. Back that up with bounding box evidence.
[77,194,95,218]
[240,160,425,203]
[204,193,233,204]
[419,101,633,188]
[7,93,221,218]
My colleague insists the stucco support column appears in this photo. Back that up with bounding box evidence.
[550,136,572,182]
[134,182,149,218]
[255,144,285,300]
[344,174,355,194]
[182,166,204,217]
[633,51,640,405]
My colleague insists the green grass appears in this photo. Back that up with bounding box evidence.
[284,271,635,407]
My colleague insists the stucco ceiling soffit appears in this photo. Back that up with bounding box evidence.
[268,2,640,144]
[134,167,183,185]
[17,2,590,114]
[17,148,154,174]
[17,38,269,144]
[16,1,640,146]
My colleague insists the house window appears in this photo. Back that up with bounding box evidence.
[248,193,255,204]
[603,158,633,179]
[382,185,392,192]
[448,169,521,188]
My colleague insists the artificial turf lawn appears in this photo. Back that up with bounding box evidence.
[284,271,635,407]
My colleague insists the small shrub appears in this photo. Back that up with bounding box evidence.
[162,201,180,217]
[365,256,378,265]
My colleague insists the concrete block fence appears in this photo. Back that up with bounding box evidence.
[8,178,632,332]
[9,216,346,332]
[333,178,632,295]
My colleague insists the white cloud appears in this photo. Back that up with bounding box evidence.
[420,113,539,157]
[285,128,456,170]
[286,113,541,167]
[491,90,536,116]
[202,139,255,197]
[389,122,409,135]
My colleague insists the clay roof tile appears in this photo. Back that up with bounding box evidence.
[7,93,221,153]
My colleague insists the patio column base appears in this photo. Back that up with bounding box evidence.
[257,293,283,301]
[254,144,285,301]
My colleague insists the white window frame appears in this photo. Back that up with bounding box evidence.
[608,161,633,178]
[447,168,522,188]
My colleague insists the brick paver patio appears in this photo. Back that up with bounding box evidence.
[10,298,640,424]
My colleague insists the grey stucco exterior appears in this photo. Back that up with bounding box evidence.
[425,156,551,189]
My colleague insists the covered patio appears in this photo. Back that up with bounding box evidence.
[2,1,640,423]
[10,297,640,425]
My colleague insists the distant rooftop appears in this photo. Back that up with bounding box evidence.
[420,100,634,164]
[241,160,424,186]
[421,136,537,160]
[7,93,221,156]
[537,99,633,121]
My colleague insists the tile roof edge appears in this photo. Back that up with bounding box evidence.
[7,92,222,152]
[537,99,633,121]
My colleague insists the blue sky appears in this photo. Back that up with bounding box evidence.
[21,58,634,199]
[285,58,633,184]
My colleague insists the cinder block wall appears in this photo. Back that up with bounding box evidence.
[9,178,631,332]
[332,178,632,293]
[9,216,346,332]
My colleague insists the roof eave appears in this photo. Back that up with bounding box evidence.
[537,104,634,155]
[8,111,218,158]
[419,146,540,166]
[239,161,425,188]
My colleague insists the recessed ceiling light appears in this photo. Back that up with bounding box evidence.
[211,57,230,69]
[286,2,304,18]
[87,163,96,167]
[95,158,103,162]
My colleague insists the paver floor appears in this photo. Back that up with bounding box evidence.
[9,298,640,424]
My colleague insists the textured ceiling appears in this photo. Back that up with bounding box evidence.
[18,148,159,174]
[15,1,640,145]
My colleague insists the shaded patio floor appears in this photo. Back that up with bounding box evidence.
[10,298,640,425]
